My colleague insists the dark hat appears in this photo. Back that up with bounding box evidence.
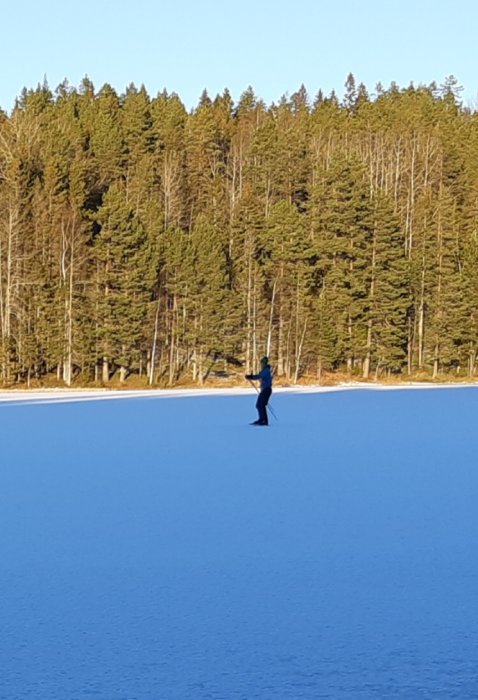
[260,356,269,365]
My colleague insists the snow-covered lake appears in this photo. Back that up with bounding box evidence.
[1,386,477,699]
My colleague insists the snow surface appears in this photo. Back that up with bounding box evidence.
[1,385,478,699]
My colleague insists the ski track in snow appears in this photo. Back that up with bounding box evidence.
[1,386,478,699]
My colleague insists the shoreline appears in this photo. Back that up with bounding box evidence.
[1,381,478,405]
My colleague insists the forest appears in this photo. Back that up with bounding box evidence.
[0,73,477,386]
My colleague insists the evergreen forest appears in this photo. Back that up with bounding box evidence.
[1,74,477,386]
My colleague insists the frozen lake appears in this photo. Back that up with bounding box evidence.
[1,386,477,698]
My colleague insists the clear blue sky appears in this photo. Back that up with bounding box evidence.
[2,0,477,111]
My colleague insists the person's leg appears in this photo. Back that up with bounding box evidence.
[257,389,271,424]
[255,393,264,423]
[261,387,272,424]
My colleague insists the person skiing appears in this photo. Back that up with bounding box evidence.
[245,356,273,426]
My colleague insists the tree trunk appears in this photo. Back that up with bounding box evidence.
[266,277,277,358]
[149,297,161,385]
[102,357,109,383]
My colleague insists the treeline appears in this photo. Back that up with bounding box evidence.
[0,74,477,386]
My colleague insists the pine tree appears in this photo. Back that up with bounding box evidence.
[365,194,410,376]
[93,182,155,382]
[188,215,236,382]
[260,200,313,380]
[90,84,124,187]
[160,226,193,384]
[150,90,188,230]
[309,157,374,373]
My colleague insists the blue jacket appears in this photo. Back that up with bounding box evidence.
[250,365,272,390]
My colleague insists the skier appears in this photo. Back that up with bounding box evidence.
[245,356,273,425]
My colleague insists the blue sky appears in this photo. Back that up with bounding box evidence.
[2,0,477,111]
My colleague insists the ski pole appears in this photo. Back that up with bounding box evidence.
[247,378,278,421]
